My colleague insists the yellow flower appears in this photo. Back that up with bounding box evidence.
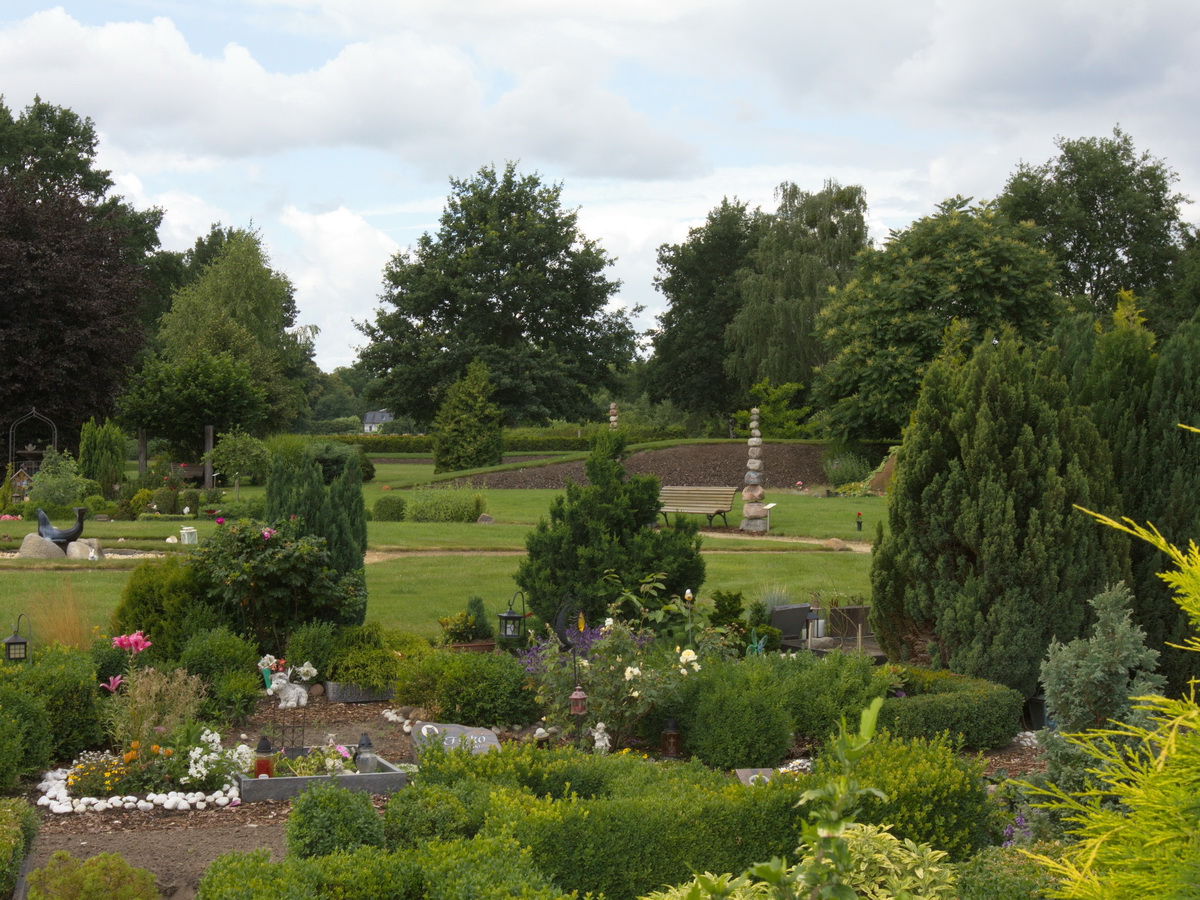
[129,740,140,750]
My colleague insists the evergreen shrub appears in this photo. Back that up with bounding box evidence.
[820,730,999,860]
[150,486,178,514]
[383,781,487,849]
[180,626,259,684]
[26,851,157,900]
[394,650,536,727]
[516,430,705,623]
[0,683,51,777]
[432,360,504,473]
[0,712,24,793]
[325,623,401,692]
[682,657,793,769]
[197,849,320,900]
[786,651,892,744]
[111,557,204,663]
[373,495,406,521]
[0,645,102,759]
[956,841,1062,899]
[285,782,385,859]
[0,799,37,898]
[286,620,341,679]
[879,667,1023,750]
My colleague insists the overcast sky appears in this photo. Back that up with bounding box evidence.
[4,1,1199,370]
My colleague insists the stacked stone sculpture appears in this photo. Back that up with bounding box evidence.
[608,402,619,430]
[739,407,768,532]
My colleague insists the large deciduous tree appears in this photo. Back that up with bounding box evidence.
[358,162,636,425]
[814,197,1062,441]
[725,180,870,391]
[0,175,144,444]
[642,198,766,419]
[871,331,1127,698]
[999,127,1188,314]
[116,352,269,459]
[138,228,314,438]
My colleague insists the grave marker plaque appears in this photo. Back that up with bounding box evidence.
[412,721,500,761]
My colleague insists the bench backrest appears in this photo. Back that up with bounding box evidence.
[659,486,738,508]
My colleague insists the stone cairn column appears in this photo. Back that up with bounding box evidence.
[739,407,768,532]
[608,402,619,430]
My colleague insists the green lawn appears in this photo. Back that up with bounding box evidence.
[1,484,881,641]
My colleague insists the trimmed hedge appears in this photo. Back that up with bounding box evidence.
[879,667,1023,750]
[394,650,538,728]
[197,840,568,900]
[0,799,38,898]
[326,426,691,456]
[0,646,102,760]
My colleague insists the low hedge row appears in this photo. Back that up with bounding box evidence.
[0,799,38,898]
[328,427,691,455]
[197,839,569,900]
[879,667,1023,750]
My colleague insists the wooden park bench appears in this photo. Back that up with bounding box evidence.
[658,486,739,527]
[170,463,207,482]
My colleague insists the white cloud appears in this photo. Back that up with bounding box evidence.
[277,205,399,369]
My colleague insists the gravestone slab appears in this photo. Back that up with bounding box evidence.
[735,768,776,785]
[18,533,65,559]
[411,721,500,761]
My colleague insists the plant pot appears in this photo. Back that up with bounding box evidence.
[237,755,406,802]
[323,681,395,703]
[448,640,496,653]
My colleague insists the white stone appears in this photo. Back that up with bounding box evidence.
[138,800,154,811]
[153,795,166,806]
[124,795,137,803]
[109,796,123,805]
[36,796,49,807]
[747,437,762,447]
[751,429,761,438]
[196,801,207,810]
[94,802,109,812]
[50,802,72,814]
[748,446,762,458]
[215,796,230,807]
[164,798,178,810]
[81,796,96,805]
[746,458,764,471]
[124,801,136,810]
[177,800,191,811]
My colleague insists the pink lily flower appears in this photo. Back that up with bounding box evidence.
[101,675,124,693]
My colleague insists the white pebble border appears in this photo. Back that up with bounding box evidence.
[35,768,240,815]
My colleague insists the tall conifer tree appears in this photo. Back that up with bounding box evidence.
[871,331,1127,697]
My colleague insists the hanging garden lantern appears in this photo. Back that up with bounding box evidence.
[3,614,30,662]
[497,592,525,641]
[569,685,589,717]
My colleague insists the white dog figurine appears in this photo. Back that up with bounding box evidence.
[267,670,309,709]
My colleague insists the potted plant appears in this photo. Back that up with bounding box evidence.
[441,596,496,652]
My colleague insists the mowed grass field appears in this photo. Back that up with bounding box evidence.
[0,460,883,640]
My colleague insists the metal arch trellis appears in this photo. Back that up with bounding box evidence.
[7,407,58,474]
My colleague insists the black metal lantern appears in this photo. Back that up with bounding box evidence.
[3,614,30,662]
[661,717,681,758]
[569,685,589,717]
[498,591,525,640]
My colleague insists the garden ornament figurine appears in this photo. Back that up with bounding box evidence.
[590,721,611,755]
[36,506,87,550]
[267,670,308,709]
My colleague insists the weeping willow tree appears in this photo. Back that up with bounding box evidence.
[724,180,869,392]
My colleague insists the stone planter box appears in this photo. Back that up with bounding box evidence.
[237,756,406,802]
[323,681,395,703]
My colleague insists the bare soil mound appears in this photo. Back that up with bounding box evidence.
[470,442,827,490]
